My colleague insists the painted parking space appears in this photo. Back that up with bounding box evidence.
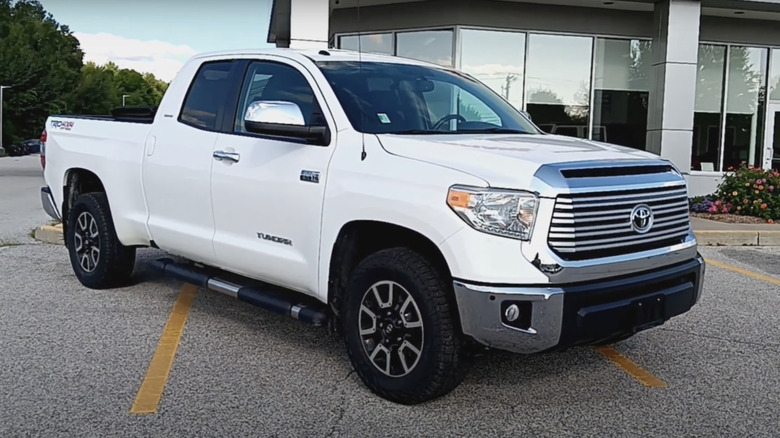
[131,283,199,415]
[1,240,778,435]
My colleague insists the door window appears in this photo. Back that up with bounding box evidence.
[234,61,326,133]
[179,61,234,131]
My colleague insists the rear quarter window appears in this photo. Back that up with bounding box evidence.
[179,61,234,131]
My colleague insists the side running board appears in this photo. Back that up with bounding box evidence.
[150,258,329,327]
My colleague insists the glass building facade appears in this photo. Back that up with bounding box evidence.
[337,28,780,177]
[338,28,654,152]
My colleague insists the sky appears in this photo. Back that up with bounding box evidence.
[38,0,275,82]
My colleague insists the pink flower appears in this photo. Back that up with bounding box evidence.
[771,186,775,192]
[708,206,718,213]
[722,207,729,214]
[715,200,722,207]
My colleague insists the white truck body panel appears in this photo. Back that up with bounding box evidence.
[374,132,660,191]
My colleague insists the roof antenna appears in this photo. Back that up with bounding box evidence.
[358,0,367,161]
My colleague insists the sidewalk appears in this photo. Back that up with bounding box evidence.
[692,217,780,246]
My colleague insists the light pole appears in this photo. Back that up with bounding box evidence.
[0,85,11,149]
[122,94,130,107]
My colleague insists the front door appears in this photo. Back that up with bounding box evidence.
[209,58,337,296]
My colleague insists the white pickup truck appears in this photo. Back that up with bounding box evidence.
[40,48,705,404]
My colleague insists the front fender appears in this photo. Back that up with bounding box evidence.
[317,132,487,301]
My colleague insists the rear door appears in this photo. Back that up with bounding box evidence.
[141,59,243,264]
[209,58,337,294]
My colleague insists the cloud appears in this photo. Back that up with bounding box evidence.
[74,32,198,82]
[461,63,525,80]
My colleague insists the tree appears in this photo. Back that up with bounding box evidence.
[0,0,83,146]
[110,67,168,108]
[0,1,173,145]
[67,62,117,115]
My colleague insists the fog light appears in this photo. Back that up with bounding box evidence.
[505,304,520,322]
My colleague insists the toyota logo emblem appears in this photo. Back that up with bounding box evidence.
[630,204,653,234]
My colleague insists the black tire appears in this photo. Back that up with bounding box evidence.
[342,247,469,404]
[65,192,136,289]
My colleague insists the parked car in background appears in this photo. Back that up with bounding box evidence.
[5,139,41,156]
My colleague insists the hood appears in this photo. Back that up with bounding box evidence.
[375,132,662,190]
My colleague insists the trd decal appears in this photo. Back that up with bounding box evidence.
[51,120,74,131]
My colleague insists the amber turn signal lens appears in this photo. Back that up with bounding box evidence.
[447,190,471,209]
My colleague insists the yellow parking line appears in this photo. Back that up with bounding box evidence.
[130,283,199,415]
[705,258,780,287]
[594,346,667,388]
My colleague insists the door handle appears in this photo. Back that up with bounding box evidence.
[213,150,240,163]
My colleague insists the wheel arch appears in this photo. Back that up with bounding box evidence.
[327,220,454,326]
[62,168,106,244]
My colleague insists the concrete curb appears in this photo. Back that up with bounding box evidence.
[694,230,780,246]
[34,223,63,245]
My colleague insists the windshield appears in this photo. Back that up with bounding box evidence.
[315,60,541,135]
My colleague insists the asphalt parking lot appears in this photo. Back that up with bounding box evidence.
[2,155,779,437]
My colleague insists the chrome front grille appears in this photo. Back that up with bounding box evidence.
[548,184,690,260]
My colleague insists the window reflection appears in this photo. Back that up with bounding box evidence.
[592,38,653,150]
[396,30,454,67]
[724,46,768,169]
[338,33,393,55]
[525,34,592,139]
[459,29,526,111]
[692,44,727,171]
[770,49,780,102]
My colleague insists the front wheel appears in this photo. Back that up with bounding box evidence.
[342,248,469,404]
[65,192,136,289]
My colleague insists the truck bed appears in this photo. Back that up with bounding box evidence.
[50,106,158,124]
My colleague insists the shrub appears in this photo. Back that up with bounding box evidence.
[688,195,715,213]
[711,164,780,221]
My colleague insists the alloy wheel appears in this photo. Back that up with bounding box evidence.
[73,211,100,272]
[358,280,425,377]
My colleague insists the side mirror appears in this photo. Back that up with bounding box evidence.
[243,100,330,146]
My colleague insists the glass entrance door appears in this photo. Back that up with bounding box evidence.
[763,103,780,170]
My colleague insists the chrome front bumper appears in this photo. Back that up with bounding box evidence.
[453,254,705,354]
[41,187,61,221]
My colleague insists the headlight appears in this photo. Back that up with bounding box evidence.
[446,185,538,241]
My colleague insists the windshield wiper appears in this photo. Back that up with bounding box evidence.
[385,128,533,135]
[456,127,532,134]
[386,129,443,135]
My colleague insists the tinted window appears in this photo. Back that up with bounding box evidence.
[179,61,234,130]
[235,61,325,133]
[315,61,539,135]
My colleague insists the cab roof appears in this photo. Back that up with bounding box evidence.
[188,47,447,69]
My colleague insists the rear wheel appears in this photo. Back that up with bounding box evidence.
[342,248,469,404]
[66,192,136,289]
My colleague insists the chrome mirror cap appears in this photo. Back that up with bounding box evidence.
[244,100,305,126]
